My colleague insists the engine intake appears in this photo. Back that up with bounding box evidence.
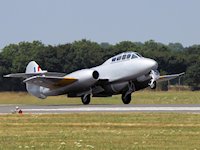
[92,71,99,79]
[64,69,100,91]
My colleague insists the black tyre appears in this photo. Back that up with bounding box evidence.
[121,93,132,104]
[81,95,91,105]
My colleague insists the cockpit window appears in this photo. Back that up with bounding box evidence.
[127,54,131,59]
[122,55,126,60]
[110,52,142,64]
[112,57,116,62]
[135,52,142,57]
[117,56,122,60]
[131,54,138,59]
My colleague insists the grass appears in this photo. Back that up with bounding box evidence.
[1,113,200,149]
[1,92,200,149]
[0,91,200,105]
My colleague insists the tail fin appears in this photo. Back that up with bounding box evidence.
[4,61,46,78]
[4,61,47,99]
[25,61,47,99]
[26,61,43,73]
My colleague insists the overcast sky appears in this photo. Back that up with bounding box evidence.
[0,0,200,49]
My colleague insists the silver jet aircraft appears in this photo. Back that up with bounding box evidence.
[4,52,184,104]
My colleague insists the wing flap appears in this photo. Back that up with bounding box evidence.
[23,76,78,88]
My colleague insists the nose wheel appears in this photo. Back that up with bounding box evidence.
[81,94,91,105]
[150,81,157,89]
[149,70,159,89]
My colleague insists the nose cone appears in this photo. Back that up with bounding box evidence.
[144,58,158,70]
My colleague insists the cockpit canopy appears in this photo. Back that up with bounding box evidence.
[103,52,143,65]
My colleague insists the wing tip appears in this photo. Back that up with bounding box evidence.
[3,74,11,78]
[179,72,185,76]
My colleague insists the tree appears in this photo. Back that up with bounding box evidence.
[168,43,184,51]
[185,63,200,89]
[0,39,200,91]
[69,39,104,70]
[114,41,142,54]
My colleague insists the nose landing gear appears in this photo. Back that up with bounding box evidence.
[149,70,159,89]
[150,81,157,89]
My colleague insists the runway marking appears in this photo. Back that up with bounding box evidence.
[22,107,200,112]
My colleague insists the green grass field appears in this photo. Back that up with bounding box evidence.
[0,91,200,105]
[1,91,200,149]
[1,113,200,149]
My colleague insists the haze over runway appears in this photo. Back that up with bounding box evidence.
[0,0,200,49]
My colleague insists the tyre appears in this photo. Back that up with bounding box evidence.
[121,93,132,104]
[150,81,157,89]
[81,95,91,105]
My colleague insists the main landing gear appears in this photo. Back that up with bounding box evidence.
[122,93,132,104]
[121,81,135,104]
[81,94,91,105]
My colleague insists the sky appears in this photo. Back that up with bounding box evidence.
[0,0,200,49]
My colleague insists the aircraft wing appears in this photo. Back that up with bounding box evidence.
[158,72,185,82]
[23,76,78,89]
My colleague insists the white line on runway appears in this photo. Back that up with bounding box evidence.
[22,107,200,112]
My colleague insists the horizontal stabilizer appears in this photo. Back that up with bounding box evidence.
[158,72,185,82]
[4,61,66,79]
[4,72,66,79]
[23,76,78,88]
[4,71,47,78]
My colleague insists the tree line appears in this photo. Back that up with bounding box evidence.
[0,39,200,91]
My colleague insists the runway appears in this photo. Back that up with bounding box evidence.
[1,104,200,114]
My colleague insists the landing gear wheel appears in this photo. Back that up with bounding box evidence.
[122,93,132,104]
[150,81,157,89]
[81,95,91,105]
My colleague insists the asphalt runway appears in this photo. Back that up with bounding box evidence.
[1,104,200,114]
